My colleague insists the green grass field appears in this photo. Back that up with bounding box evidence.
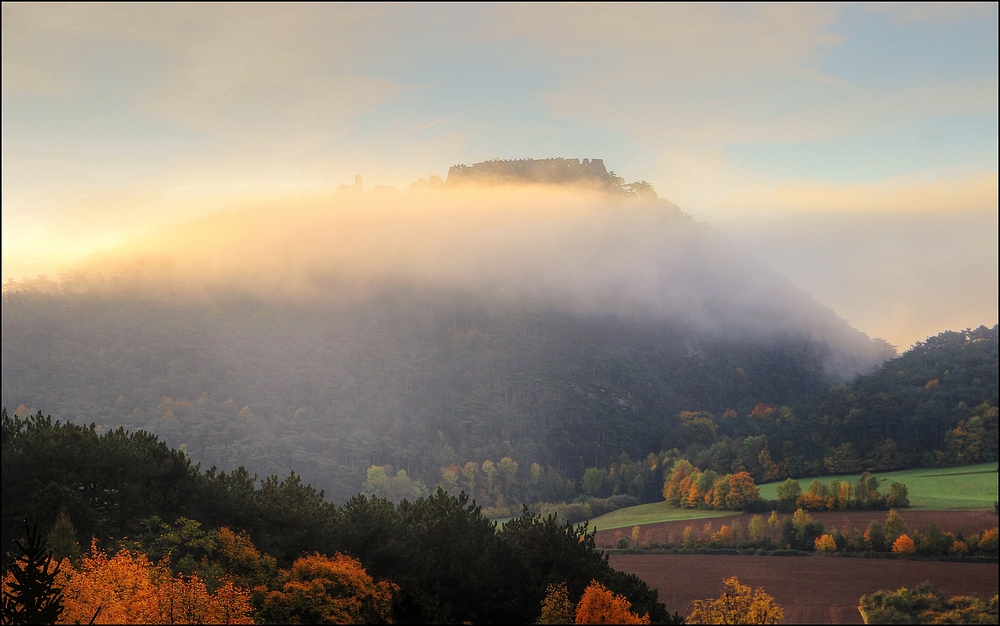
[757,462,998,510]
[587,502,733,531]
[588,462,998,531]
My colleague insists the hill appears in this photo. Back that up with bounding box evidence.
[1,185,894,503]
[653,326,998,483]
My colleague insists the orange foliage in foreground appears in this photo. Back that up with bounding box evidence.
[54,541,252,624]
[574,580,650,624]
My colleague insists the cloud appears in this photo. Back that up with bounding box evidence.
[20,184,891,380]
[2,4,401,144]
[486,4,842,78]
[720,168,998,215]
[710,207,998,350]
[405,115,456,135]
[473,4,996,145]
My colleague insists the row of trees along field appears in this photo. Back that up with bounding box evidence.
[1,409,674,623]
[661,463,910,513]
[616,508,999,557]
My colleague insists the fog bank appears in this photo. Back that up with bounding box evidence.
[14,184,894,379]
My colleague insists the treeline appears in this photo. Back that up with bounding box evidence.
[620,508,999,558]
[661,459,907,513]
[1,410,670,623]
[773,475,909,512]
[362,452,668,519]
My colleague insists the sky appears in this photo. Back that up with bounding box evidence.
[2,3,997,349]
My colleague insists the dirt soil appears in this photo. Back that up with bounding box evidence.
[609,554,999,624]
[593,509,998,547]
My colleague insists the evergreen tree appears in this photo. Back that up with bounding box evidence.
[46,509,79,563]
[1,521,65,625]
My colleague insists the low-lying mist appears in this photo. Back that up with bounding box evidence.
[13,183,892,379]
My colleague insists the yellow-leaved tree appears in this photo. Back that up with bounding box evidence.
[815,534,838,552]
[537,582,575,624]
[687,577,783,625]
[574,580,650,624]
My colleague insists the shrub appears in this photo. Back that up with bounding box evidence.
[859,582,998,624]
[978,528,998,555]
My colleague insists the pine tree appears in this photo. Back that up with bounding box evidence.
[1,521,65,625]
[47,509,80,563]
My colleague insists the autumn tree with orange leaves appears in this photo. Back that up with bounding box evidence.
[54,540,253,624]
[892,534,917,555]
[257,552,397,624]
[574,580,650,624]
[662,460,762,512]
[687,577,783,625]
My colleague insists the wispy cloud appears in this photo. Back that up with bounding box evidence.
[404,115,456,135]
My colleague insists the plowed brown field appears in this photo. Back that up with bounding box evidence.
[594,509,997,547]
[609,554,999,624]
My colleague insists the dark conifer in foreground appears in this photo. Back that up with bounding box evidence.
[1,521,64,625]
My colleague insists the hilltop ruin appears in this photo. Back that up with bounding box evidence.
[446,157,613,186]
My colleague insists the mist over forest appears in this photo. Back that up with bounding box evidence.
[2,182,907,503]
[17,184,894,371]
[3,6,997,624]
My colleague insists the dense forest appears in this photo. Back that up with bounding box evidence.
[663,326,999,482]
[0,410,672,623]
[2,285,896,505]
[3,273,995,511]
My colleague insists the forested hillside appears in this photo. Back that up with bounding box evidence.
[0,186,919,507]
[793,326,999,470]
[2,287,880,504]
[654,325,998,484]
